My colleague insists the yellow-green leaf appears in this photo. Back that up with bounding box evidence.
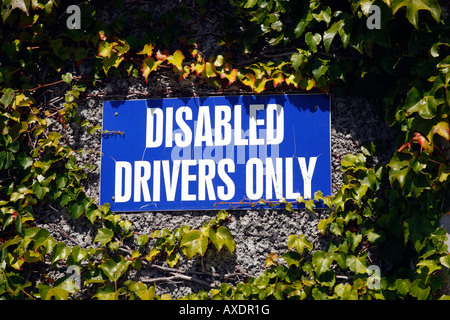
[392,0,441,29]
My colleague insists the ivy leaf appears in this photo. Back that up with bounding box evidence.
[240,73,256,90]
[305,32,322,53]
[439,254,450,269]
[145,248,160,263]
[33,182,46,200]
[253,78,269,94]
[281,251,302,267]
[127,281,155,300]
[271,70,284,87]
[102,52,124,76]
[291,52,304,71]
[62,73,73,85]
[167,252,179,268]
[244,0,258,9]
[395,278,411,295]
[98,41,116,58]
[93,286,119,300]
[141,57,162,83]
[0,88,15,108]
[69,201,84,220]
[180,230,208,259]
[294,20,307,38]
[192,61,206,76]
[287,234,313,254]
[334,283,358,300]
[405,87,440,119]
[346,231,362,253]
[387,153,410,188]
[204,62,216,78]
[312,251,333,276]
[392,0,441,29]
[137,44,154,57]
[323,20,345,53]
[209,226,236,253]
[99,256,131,282]
[409,279,430,300]
[346,254,367,274]
[264,252,279,268]
[167,50,185,72]
[37,283,64,300]
[312,60,328,81]
[1,0,29,22]
[94,228,114,246]
[50,242,71,264]
[220,68,238,85]
[430,121,449,141]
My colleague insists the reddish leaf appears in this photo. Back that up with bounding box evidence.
[155,49,170,61]
[141,57,162,83]
[220,68,237,86]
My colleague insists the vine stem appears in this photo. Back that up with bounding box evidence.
[15,76,85,92]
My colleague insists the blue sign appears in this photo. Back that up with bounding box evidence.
[100,94,331,212]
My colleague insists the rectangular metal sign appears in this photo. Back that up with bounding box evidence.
[100,94,331,212]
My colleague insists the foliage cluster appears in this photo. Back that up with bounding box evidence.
[0,0,449,300]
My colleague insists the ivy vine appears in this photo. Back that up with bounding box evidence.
[0,0,449,300]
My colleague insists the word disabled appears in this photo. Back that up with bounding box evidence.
[99,94,331,212]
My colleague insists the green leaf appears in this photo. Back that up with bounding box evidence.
[50,242,71,264]
[312,60,328,81]
[346,231,362,253]
[395,278,411,295]
[94,228,114,246]
[405,87,440,119]
[127,281,155,300]
[281,251,302,267]
[334,283,358,300]
[0,88,15,107]
[387,153,410,188]
[323,20,345,53]
[244,0,258,9]
[209,226,235,253]
[287,234,313,254]
[294,20,307,38]
[62,73,73,85]
[33,182,46,200]
[312,251,333,276]
[439,254,450,268]
[137,234,149,248]
[93,285,119,300]
[346,255,367,274]
[180,230,208,259]
[291,52,304,71]
[102,51,123,75]
[305,32,322,53]
[99,256,131,282]
[392,0,441,29]
[69,245,87,264]
[409,279,430,300]
[69,201,84,220]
